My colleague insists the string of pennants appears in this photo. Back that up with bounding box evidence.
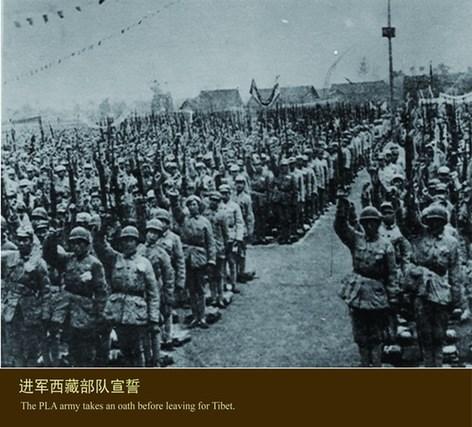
[13,0,108,29]
[4,0,180,86]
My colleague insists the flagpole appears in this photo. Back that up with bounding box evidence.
[382,0,396,131]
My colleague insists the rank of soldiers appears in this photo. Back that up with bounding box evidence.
[1,101,470,367]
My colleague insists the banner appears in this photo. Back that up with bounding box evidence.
[249,78,280,107]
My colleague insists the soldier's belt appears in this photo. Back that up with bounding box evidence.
[112,289,145,298]
[10,283,40,297]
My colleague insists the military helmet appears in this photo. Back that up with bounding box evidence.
[380,202,395,214]
[421,205,448,224]
[153,208,171,223]
[185,195,202,207]
[359,206,382,222]
[146,219,165,233]
[69,226,91,243]
[235,175,246,183]
[218,184,231,194]
[31,207,48,220]
[120,226,140,240]
[209,191,222,201]
[16,226,34,239]
[437,166,450,175]
[35,220,49,230]
[76,212,92,225]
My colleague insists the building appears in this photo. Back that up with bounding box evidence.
[180,89,244,113]
[328,80,390,104]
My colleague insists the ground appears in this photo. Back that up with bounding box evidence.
[171,171,471,367]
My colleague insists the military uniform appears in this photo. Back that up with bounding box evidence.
[219,188,245,289]
[137,241,175,346]
[203,196,229,306]
[234,180,255,280]
[94,228,160,367]
[250,170,271,243]
[407,210,461,367]
[1,247,50,366]
[335,201,399,366]
[178,197,216,325]
[43,228,108,367]
[272,163,297,243]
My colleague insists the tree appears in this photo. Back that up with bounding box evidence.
[150,81,174,113]
[434,63,450,76]
[97,98,111,120]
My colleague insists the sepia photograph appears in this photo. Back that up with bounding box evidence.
[1,0,471,368]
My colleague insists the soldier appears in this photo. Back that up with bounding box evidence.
[94,225,161,367]
[203,191,229,308]
[234,175,255,282]
[43,226,108,367]
[1,226,50,366]
[272,159,297,244]
[153,208,186,299]
[219,184,244,293]
[335,200,399,367]
[249,158,271,244]
[406,205,462,367]
[137,219,175,352]
[178,195,216,328]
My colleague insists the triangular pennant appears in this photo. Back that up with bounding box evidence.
[75,6,82,12]
[57,11,64,19]
[99,0,106,4]
[26,18,33,26]
[43,14,48,23]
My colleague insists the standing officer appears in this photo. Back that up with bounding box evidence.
[137,219,175,352]
[43,226,108,367]
[273,159,297,244]
[203,191,229,307]
[250,158,271,244]
[234,175,255,283]
[219,184,244,293]
[335,198,399,367]
[93,225,160,367]
[406,205,461,366]
[178,195,216,328]
[2,226,50,367]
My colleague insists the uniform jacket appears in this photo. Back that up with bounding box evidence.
[94,238,160,325]
[157,229,186,289]
[335,200,399,310]
[2,250,50,326]
[234,191,255,238]
[408,231,461,306]
[220,200,244,242]
[203,205,229,258]
[137,242,174,311]
[43,237,108,329]
[179,214,216,268]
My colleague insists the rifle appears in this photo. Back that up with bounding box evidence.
[67,149,77,207]
[94,143,108,212]
[133,141,146,197]
[49,160,57,221]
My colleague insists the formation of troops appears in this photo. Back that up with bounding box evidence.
[1,99,471,367]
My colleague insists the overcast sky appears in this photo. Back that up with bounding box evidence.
[2,0,472,110]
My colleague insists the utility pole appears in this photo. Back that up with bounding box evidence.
[382,0,396,130]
